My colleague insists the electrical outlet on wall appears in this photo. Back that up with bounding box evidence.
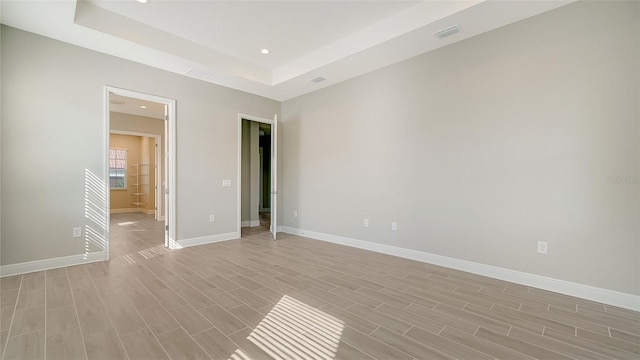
[391,222,397,231]
[72,227,82,238]
[364,219,369,228]
[293,210,298,218]
[537,241,548,254]
[209,214,215,223]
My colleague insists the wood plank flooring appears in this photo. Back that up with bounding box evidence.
[108,213,165,259]
[1,216,638,359]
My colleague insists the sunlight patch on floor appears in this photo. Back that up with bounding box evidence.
[137,245,171,259]
[229,295,345,360]
[228,348,252,360]
[121,254,137,265]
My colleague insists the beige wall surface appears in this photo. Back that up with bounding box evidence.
[111,112,163,215]
[109,134,142,210]
[146,138,156,212]
[281,1,640,295]
[1,25,280,265]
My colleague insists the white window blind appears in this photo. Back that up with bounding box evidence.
[109,148,127,189]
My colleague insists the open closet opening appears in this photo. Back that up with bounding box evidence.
[241,120,271,231]
[238,113,278,240]
[258,124,272,228]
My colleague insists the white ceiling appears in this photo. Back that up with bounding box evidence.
[110,93,165,120]
[1,0,574,101]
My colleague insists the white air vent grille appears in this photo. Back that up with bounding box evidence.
[311,76,325,83]
[186,68,211,79]
[433,25,460,39]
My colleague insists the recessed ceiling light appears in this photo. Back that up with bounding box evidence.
[140,105,147,109]
[136,0,148,3]
[261,49,270,55]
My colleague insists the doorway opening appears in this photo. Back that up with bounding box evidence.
[108,131,162,258]
[259,124,272,229]
[105,87,176,260]
[238,113,278,240]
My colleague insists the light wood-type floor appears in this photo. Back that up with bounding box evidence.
[1,221,639,359]
[109,213,165,259]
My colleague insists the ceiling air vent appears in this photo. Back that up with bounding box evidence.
[433,25,460,39]
[311,76,325,83]
[186,68,211,80]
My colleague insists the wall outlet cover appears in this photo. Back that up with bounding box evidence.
[537,241,548,254]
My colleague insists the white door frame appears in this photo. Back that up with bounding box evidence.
[104,86,177,259]
[109,130,163,221]
[237,113,277,238]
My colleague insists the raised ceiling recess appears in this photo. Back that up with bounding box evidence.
[1,0,574,101]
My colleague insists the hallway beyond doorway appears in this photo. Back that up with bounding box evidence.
[109,213,165,259]
[241,212,271,240]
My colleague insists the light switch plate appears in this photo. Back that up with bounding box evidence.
[222,180,232,187]
[537,241,548,254]
[73,227,82,238]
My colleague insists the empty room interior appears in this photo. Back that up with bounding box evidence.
[1,1,639,360]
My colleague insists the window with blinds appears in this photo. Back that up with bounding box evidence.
[109,148,127,189]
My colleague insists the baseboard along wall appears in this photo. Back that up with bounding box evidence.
[279,226,640,312]
[3,224,636,312]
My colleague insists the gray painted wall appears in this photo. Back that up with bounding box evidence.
[1,25,279,265]
[281,1,640,295]
[1,1,638,298]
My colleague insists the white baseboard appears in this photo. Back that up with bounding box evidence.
[177,232,240,248]
[111,208,155,215]
[241,220,261,227]
[280,226,640,311]
[0,251,106,278]
[110,208,136,214]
